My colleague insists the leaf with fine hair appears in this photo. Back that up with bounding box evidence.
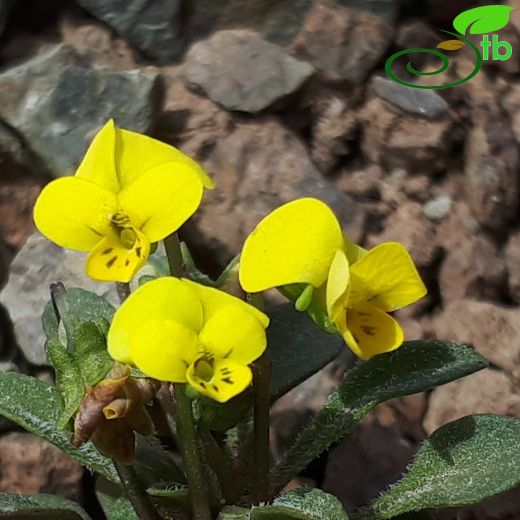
[0,492,91,520]
[0,371,117,481]
[353,415,520,519]
[270,341,488,494]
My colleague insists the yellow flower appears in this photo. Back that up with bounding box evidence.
[239,198,427,360]
[107,277,269,403]
[34,120,214,283]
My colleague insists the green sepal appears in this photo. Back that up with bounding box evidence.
[279,284,336,334]
[294,285,314,312]
[354,414,520,519]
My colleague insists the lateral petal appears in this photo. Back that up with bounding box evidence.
[34,177,116,251]
[349,242,427,312]
[118,164,204,243]
[130,319,199,381]
[107,277,203,363]
[199,305,267,364]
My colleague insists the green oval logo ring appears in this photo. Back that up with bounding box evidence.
[385,31,483,89]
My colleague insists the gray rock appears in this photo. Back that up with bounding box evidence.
[181,117,366,266]
[290,1,393,84]
[185,0,314,47]
[0,44,161,177]
[0,233,119,366]
[75,0,183,62]
[335,0,399,24]
[372,76,448,120]
[184,30,314,113]
[423,194,452,220]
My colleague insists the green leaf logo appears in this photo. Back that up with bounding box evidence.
[453,5,514,35]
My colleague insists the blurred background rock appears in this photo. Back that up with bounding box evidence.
[0,0,519,517]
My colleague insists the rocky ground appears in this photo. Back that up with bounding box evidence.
[1,0,520,518]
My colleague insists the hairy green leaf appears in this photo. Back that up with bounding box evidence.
[355,415,520,518]
[252,488,349,519]
[453,5,513,35]
[267,304,344,401]
[45,337,84,429]
[271,341,488,493]
[0,371,117,481]
[42,287,115,340]
[0,492,91,520]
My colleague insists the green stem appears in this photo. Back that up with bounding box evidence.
[199,425,238,504]
[164,233,185,278]
[251,351,271,504]
[113,460,163,520]
[174,384,212,520]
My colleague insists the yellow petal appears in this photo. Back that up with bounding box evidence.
[187,358,252,403]
[199,305,267,364]
[326,249,350,320]
[437,40,465,51]
[115,127,215,189]
[342,304,404,360]
[344,236,368,264]
[107,277,203,363]
[182,279,270,329]
[75,120,120,193]
[33,177,117,251]
[118,163,204,243]
[239,198,345,292]
[130,319,199,381]
[85,227,150,283]
[349,242,427,312]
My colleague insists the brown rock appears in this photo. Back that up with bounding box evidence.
[290,1,393,84]
[367,202,439,268]
[429,299,520,376]
[502,82,520,145]
[155,70,233,159]
[182,118,366,266]
[322,416,417,511]
[435,200,479,252]
[0,432,83,499]
[358,96,457,175]
[0,180,42,251]
[375,393,427,441]
[505,231,520,303]
[310,94,357,173]
[59,11,137,69]
[439,235,507,303]
[464,112,519,231]
[336,164,382,200]
[423,369,520,434]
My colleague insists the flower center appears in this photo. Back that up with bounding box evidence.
[192,356,215,382]
[111,212,138,250]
